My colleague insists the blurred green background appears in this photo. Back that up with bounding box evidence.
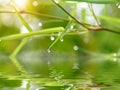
[0,0,120,90]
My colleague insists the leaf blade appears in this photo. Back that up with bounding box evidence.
[66,0,115,4]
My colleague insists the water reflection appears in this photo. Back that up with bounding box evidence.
[0,50,120,90]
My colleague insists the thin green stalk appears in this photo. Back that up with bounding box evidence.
[52,0,89,29]
[9,3,32,79]
[0,29,88,40]
[88,3,99,25]
[10,4,33,58]
[52,0,120,34]
[13,7,32,32]
[81,9,86,22]
[103,5,108,16]
[0,10,69,22]
[10,37,29,57]
[0,27,64,40]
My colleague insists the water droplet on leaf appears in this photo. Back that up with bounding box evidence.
[73,45,79,51]
[50,36,55,41]
[60,38,64,42]
[38,22,42,27]
[70,25,74,29]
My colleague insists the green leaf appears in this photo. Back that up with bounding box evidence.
[66,0,115,4]
[99,16,120,32]
[48,20,73,50]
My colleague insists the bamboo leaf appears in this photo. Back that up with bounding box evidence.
[13,6,33,32]
[48,20,73,50]
[66,0,115,4]
[99,16,120,32]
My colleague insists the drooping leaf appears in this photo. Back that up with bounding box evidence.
[48,20,73,50]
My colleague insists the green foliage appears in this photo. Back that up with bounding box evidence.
[99,16,120,32]
[66,0,115,4]
[0,0,120,89]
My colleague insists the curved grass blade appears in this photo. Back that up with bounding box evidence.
[48,20,74,50]
[13,6,33,32]
[9,4,34,57]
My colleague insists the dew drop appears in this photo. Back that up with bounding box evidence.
[33,1,38,7]
[38,22,42,27]
[60,38,64,42]
[73,45,79,51]
[47,49,51,53]
[50,36,55,41]
[70,25,74,29]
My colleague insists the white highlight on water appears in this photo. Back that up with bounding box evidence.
[33,1,38,7]
[73,63,79,69]
[73,45,79,51]
[113,53,117,57]
[21,81,28,88]
[36,87,45,90]
[113,53,117,61]
[47,49,51,53]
